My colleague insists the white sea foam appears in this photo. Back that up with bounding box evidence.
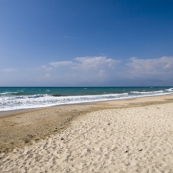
[130,90,164,95]
[0,93,129,111]
[0,91,19,95]
[165,88,173,92]
[0,88,173,111]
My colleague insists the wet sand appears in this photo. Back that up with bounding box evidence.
[0,94,173,172]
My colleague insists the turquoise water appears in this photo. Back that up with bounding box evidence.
[0,87,173,111]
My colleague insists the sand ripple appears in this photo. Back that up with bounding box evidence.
[1,103,173,172]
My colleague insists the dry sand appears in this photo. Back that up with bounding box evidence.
[0,94,173,172]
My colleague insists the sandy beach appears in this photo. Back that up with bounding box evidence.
[1,94,173,172]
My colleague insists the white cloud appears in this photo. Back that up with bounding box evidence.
[98,70,106,79]
[126,56,173,78]
[49,56,119,70]
[41,56,173,85]
[45,56,120,84]
[50,61,73,67]
[2,68,16,72]
[98,70,105,76]
[2,55,173,86]
[74,56,119,70]
[42,65,52,71]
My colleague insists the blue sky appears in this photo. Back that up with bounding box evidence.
[0,0,173,86]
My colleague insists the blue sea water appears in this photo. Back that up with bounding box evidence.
[0,87,173,111]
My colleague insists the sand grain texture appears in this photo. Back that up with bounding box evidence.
[1,98,173,172]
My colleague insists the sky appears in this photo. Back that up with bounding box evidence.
[0,0,173,86]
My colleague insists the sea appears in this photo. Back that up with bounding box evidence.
[0,86,173,112]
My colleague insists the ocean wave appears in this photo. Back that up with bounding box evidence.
[165,88,173,92]
[130,90,164,95]
[0,91,19,95]
[0,93,129,111]
[0,88,173,111]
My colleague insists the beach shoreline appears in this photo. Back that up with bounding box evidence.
[1,86,173,113]
[0,94,173,153]
[1,92,173,116]
[1,94,173,172]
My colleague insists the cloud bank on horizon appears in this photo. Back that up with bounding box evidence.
[1,56,173,86]
[0,0,173,86]
[45,56,173,86]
